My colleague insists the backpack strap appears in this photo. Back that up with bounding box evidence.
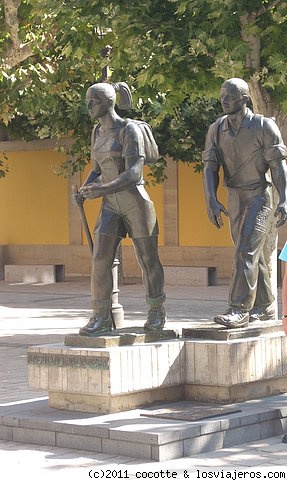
[216,115,227,146]
[213,115,231,179]
[118,118,131,147]
[254,113,264,146]
[91,123,100,146]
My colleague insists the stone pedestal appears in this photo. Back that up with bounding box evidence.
[184,335,287,402]
[27,324,287,413]
[28,329,182,413]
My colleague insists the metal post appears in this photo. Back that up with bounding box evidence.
[100,45,112,82]
[112,258,124,328]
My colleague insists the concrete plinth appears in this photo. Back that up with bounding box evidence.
[28,335,185,413]
[27,325,287,414]
[183,321,287,403]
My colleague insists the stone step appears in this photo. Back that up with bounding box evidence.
[0,396,286,462]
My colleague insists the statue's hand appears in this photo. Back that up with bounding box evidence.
[207,200,229,229]
[80,181,103,199]
[71,190,85,206]
[275,201,287,227]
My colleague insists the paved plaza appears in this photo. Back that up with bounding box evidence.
[0,276,287,477]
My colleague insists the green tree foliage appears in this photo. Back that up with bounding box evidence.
[0,0,286,179]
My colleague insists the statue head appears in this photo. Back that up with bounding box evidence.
[220,78,249,115]
[222,78,249,97]
[86,82,133,119]
[86,83,116,104]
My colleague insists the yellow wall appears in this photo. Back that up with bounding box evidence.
[139,172,164,246]
[178,162,233,247]
[0,148,232,248]
[0,150,69,244]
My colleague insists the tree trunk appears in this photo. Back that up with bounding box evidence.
[2,0,32,67]
[248,78,287,139]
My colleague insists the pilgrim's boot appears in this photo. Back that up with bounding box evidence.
[214,307,249,329]
[79,300,112,335]
[144,294,166,332]
[249,304,276,322]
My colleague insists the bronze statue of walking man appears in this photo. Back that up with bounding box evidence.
[203,77,287,328]
[73,82,166,335]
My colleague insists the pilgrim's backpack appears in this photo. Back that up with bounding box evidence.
[120,119,159,165]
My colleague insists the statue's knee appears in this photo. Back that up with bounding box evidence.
[92,253,112,271]
[236,246,257,266]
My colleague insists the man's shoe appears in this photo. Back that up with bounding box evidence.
[214,307,249,329]
[249,305,276,323]
[79,315,112,336]
[144,306,166,332]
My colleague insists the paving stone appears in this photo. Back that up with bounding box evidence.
[152,440,184,462]
[239,413,260,426]
[109,429,163,445]
[56,432,102,452]
[260,419,285,439]
[102,438,152,460]
[12,426,56,446]
[0,425,12,441]
[223,424,261,448]
[184,431,224,456]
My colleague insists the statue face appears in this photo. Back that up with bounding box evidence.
[86,93,109,119]
[220,84,246,115]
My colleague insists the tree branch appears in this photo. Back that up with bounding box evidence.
[257,0,281,17]
[240,11,260,71]
[2,0,32,67]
